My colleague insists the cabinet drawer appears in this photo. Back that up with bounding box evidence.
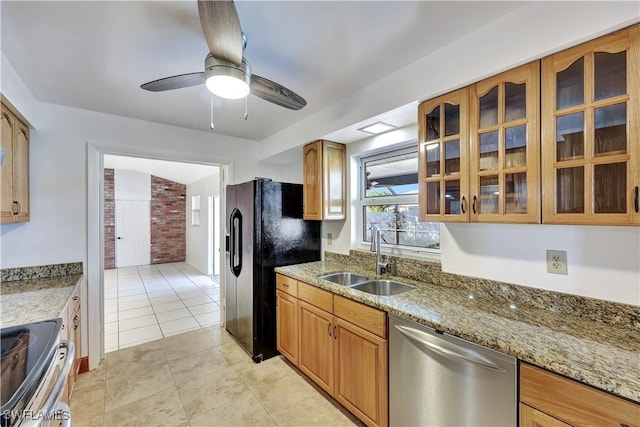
[520,363,640,427]
[276,274,298,297]
[298,281,333,313]
[334,295,386,339]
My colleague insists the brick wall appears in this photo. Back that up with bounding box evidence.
[150,175,186,264]
[104,168,115,269]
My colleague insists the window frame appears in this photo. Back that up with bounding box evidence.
[191,194,201,227]
[357,144,440,255]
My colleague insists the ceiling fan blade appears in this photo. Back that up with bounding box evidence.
[140,72,205,92]
[198,0,243,66]
[250,74,307,110]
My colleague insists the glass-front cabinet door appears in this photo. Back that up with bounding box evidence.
[418,88,469,222]
[469,62,541,223]
[542,24,639,224]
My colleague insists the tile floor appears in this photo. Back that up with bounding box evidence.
[71,326,361,427]
[105,262,221,352]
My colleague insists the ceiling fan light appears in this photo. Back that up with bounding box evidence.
[204,54,251,100]
[206,75,250,99]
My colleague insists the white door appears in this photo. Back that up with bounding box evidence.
[115,200,150,267]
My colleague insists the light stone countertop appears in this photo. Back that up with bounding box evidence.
[1,274,82,328]
[276,260,640,403]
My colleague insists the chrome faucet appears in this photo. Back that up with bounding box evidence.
[370,227,387,275]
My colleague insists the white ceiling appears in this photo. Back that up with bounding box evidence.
[104,154,218,185]
[0,1,526,143]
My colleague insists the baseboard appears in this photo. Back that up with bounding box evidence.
[78,356,89,374]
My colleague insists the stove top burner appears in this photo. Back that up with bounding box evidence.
[1,319,61,423]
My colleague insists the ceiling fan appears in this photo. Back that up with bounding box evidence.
[140,0,306,111]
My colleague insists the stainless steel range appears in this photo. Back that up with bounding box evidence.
[1,319,74,427]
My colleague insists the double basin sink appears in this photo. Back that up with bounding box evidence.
[318,272,416,296]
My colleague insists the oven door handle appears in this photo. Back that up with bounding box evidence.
[38,340,75,425]
[54,402,72,427]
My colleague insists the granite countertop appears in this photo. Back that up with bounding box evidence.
[276,260,640,403]
[0,274,82,328]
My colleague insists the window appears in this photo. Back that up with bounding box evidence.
[361,146,440,250]
[191,195,201,226]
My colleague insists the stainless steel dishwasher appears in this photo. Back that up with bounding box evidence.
[390,314,517,427]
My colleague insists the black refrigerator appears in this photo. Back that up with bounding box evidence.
[225,178,321,362]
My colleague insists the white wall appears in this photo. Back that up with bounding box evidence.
[0,99,298,270]
[114,169,151,201]
[186,173,219,274]
[441,224,640,305]
[324,124,640,306]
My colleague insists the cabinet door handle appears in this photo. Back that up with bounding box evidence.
[12,201,20,215]
[73,296,79,301]
[460,196,466,214]
[472,196,477,215]
[73,315,79,330]
[281,282,289,288]
[634,186,639,213]
[333,325,337,340]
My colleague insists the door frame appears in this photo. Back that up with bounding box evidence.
[87,143,229,370]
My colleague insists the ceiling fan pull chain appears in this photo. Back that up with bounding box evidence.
[244,96,248,120]
[210,94,215,130]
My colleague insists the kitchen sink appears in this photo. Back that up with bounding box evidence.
[318,272,370,286]
[349,279,416,296]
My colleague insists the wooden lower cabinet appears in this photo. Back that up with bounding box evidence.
[275,274,388,427]
[276,290,299,366]
[60,284,81,404]
[299,300,335,395]
[520,404,570,427]
[334,318,388,427]
[519,362,640,427]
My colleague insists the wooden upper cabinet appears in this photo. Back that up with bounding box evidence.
[469,61,541,223]
[1,101,30,224]
[418,87,470,222]
[303,140,347,220]
[541,24,639,225]
[1,108,15,223]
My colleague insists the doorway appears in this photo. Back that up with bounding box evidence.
[101,154,225,353]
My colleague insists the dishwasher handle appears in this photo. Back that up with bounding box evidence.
[394,324,506,373]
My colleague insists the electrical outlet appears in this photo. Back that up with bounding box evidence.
[546,250,567,275]
[327,233,333,246]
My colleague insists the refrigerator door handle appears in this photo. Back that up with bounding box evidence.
[231,208,243,277]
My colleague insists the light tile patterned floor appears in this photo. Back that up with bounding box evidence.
[72,327,361,427]
[104,263,221,352]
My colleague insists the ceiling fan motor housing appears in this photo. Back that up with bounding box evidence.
[204,54,251,99]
